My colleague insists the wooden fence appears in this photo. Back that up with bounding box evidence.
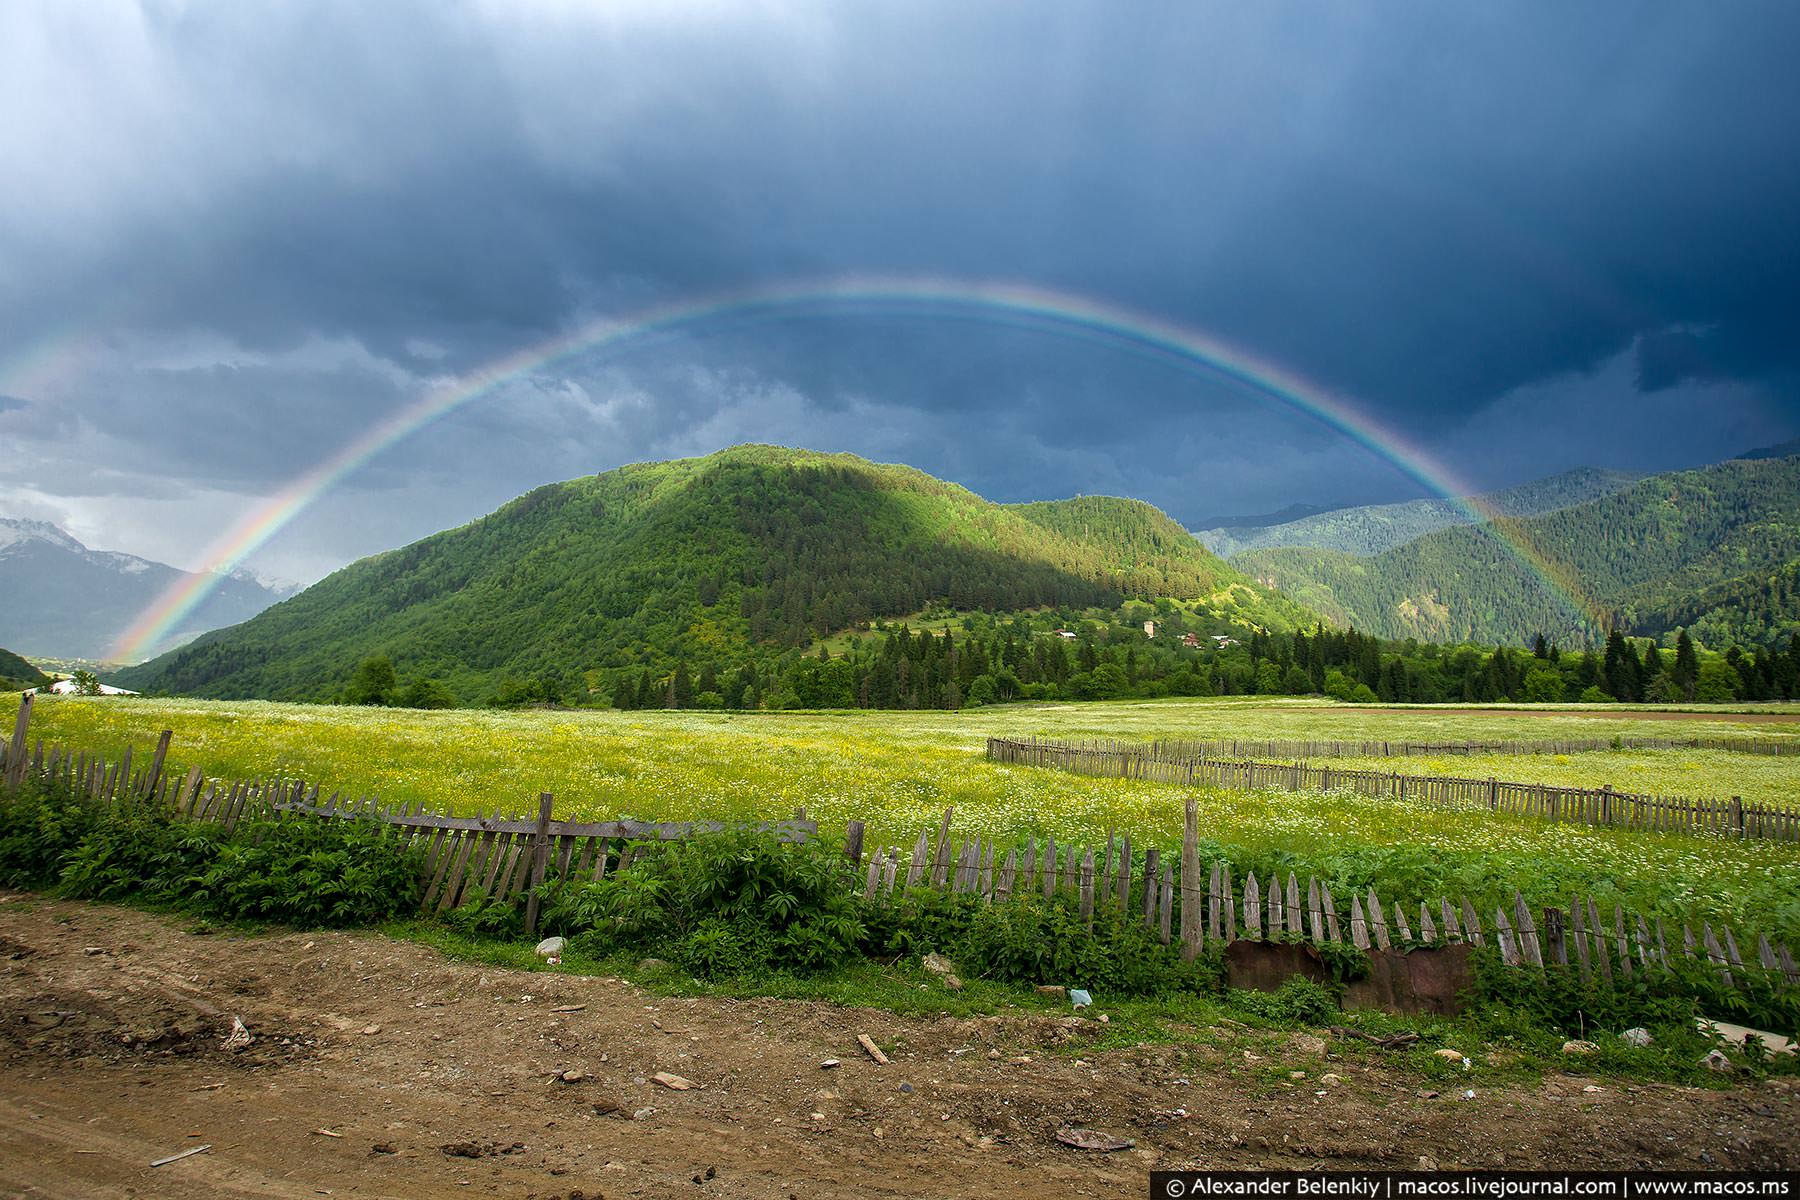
[988,737,1800,842]
[0,695,813,935]
[1089,734,1800,760]
[5,699,1796,1005]
[852,801,1800,996]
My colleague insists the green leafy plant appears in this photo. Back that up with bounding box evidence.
[442,887,523,938]
[197,816,423,927]
[0,777,99,887]
[540,829,866,978]
[57,800,222,902]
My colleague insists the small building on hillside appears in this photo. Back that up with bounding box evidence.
[1143,620,1157,638]
[1181,632,1201,648]
[26,679,139,697]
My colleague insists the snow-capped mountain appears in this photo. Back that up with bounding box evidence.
[0,519,299,661]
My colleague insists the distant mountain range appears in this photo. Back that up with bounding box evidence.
[1196,467,1643,557]
[1232,454,1800,648]
[0,519,299,661]
[115,445,1314,702]
[1188,501,1339,534]
[1736,438,1800,462]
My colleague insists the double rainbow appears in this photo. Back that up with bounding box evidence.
[102,277,1598,662]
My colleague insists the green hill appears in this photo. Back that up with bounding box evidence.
[0,648,49,692]
[1234,455,1800,648]
[116,445,1310,702]
[1197,466,1641,557]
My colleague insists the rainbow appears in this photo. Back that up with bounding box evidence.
[106,276,1600,661]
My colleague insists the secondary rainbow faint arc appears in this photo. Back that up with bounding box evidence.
[109,276,1599,662]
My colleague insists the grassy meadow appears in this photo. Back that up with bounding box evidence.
[10,694,1800,944]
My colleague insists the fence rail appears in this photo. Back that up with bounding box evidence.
[1091,734,1800,760]
[988,736,1800,842]
[853,800,1800,999]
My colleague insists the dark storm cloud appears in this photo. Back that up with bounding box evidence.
[1,0,1796,572]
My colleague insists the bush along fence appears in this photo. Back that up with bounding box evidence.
[1045,734,1800,760]
[0,695,812,936]
[987,736,1800,842]
[853,799,1800,1014]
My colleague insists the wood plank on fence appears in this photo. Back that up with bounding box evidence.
[521,793,555,937]
[1179,798,1201,961]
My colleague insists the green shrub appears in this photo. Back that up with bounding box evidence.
[442,887,524,939]
[1229,976,1341,1025]
[57,800,222,902]
[539,829,866,977]
[857,885,1202,996]
[0,778,99,887]
[955,895,1198,994]
[197,816,423,927]
[1470,945,1800,1063]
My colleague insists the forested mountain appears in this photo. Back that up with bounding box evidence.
[1234,455,1800,648]
[0,648,48,692]
[0,519,297,660]
[114,446,1310,703]
[1197,467,1641,557]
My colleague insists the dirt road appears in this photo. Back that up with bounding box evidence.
[1,896,1795,1199]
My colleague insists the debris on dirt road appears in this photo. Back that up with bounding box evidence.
[149,1144,210,1168]
[1055,1127,1134,1152]
[1329,1024,1419,1050]
[220,1014,252,1052]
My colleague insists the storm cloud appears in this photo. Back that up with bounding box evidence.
[1,1,1795,582]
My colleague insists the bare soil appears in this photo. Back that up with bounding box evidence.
[1,896,1795,1199]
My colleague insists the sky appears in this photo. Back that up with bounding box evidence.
[1,1,1796,584]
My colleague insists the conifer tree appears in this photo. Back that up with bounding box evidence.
[1602,631,1638,701]
[1673,629,1699,698]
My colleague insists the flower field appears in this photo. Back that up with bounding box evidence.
[11,694,1800,943]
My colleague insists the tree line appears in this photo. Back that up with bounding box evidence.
[344,603,1800,712]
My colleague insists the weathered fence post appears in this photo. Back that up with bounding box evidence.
[1543,907,1567,967]
[844,820,865,868]
[522,792,555,938]
[145,729,172,798]
[5,693,31,788]
[1179,797,1202,961]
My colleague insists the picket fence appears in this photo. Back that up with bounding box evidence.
[988,737,1800,842]
[0,695,812,935]
[853,800,1800,996]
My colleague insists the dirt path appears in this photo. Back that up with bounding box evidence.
[1,898,1795,1199]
